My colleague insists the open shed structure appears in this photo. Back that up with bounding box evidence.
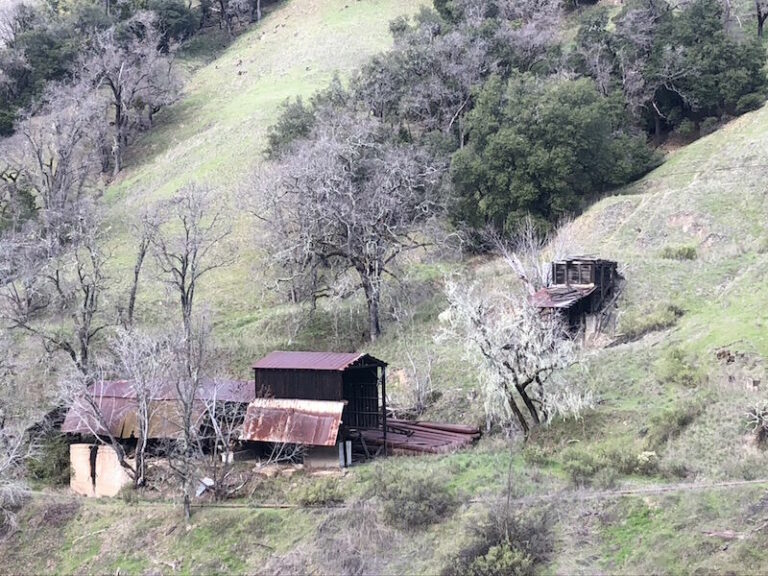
[532,257,620,331]
[244,351,388,460]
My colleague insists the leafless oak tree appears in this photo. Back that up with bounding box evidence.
[0,217,110,376]
[442,278,588,436]
[200,382,246,501]
[59,368,138,478]
[440,224,591,435]
[109,327,173,486]
[81,12,179,176]
[256,110,444,341]
[166,316,211,520]
[122,211,157,328]
[0,420,36,532]
[150,184,233,347]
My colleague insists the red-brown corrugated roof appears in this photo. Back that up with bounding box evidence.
[252,351,385,371]
[84,379,253,403]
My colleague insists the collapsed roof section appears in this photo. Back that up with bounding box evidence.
[60,378,253,439]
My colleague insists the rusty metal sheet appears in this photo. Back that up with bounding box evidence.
[252,351,386,371]
[531,285,596,309]
[360,420,480,455]
[241,398,345,446]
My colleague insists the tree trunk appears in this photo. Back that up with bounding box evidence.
[126,242,148,327]
[516,384,541,426]
[184,492,191,521]
[360,273,381,341]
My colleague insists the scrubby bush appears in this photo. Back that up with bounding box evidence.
[371,467,457,529]
[296,478,345,506]
[563,444,662,486]
[522,444,552,467]
[645,401,703,449]
[655,348,705,387]
[445,506,553,576]
[562,448,604,486]
[592,467,619,490]
[619,303,684,341]
[118,485,139,505]
[27,434,70,486]
[674,119,697,139]
[465,544,533,576]
[659,245,697,261]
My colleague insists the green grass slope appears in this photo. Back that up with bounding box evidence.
[7,1,768,573]
[101,0,422,375]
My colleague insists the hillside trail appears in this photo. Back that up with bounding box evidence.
[22,477,768,511]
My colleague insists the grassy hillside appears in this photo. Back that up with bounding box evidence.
[5,0,768,573]
[101,0,423,378]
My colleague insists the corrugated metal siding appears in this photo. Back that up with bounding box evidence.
[241,398,345,446]
[256,369,343,401]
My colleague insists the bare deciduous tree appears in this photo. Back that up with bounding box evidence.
[256,110,444,341]
[150,184,233,347]
[200,382,246,501]
[59,368,138,478]
[441,277,588,436]
[110,327,172,486]
[166,316,211,520]
[122,211,157,328]
[81,12,179,176]
[1,219,110,376]
[0,420,36,532]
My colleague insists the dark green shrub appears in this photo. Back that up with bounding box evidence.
[619,303,685,341]
[522,444,551,467]
[562,448,603,487]
[659,245,697,261]
[465,544,533,576]
[700,117,720,136]
[445,506,553,576]
[371,467,457,529]
[296,478,344,506]
[736,92,765,115]
[674,119,697,139]
[27,434,70,486]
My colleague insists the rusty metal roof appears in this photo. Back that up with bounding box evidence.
[252,351,386,371]
[85,379,253,403]
[61,377,251,439]
[531,285,596,309]
[241,398,345,446]
[61,397,205,439]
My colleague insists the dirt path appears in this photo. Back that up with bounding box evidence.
[25,477,768,511]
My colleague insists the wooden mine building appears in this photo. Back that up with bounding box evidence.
[532,257,620,331]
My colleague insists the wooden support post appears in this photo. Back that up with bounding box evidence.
[381,366,387,457]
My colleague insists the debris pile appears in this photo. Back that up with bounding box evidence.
[360,419,481,455]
